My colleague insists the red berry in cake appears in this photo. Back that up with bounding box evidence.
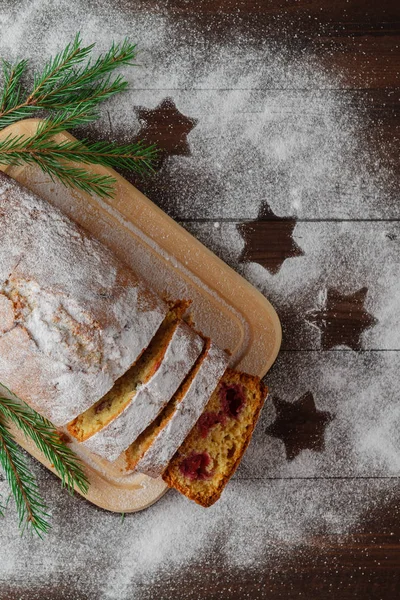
[219,383,245,418]
[179,451,213,481]
[197,411,225,438]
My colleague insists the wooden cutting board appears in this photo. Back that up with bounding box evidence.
[0,118,282,512]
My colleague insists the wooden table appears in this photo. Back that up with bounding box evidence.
[1,1,400,599]
[125,4,400,596]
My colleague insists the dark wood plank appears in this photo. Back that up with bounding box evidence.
[99,89,400,221]
[114,0,400,89]
[1,1,400,599]
[240,350,400,478]
[1,467,400,600]
[181,221,400,351]
[122,0,400,21]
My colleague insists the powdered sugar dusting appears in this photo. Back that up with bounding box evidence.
[0,0,398,595]
[0,1,396,222]
[185,220,400,351]
[134,341,229,477]
[0,461,397,599]
[82,322,204,461]
[238,351,400,479]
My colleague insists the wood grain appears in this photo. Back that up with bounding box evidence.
[122,1,399,598]
[111,0,400,90]
[1,1,400,599]
[118,89,400,221]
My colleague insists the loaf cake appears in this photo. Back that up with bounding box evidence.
[0,173,167,426]
[0,172,268,507]
[124,339,229,477]
[67,302,204,461]
[163,370,268,507]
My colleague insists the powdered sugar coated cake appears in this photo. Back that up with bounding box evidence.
[0,172,167,425]
[125,340,229,478]
[79,321,204,461]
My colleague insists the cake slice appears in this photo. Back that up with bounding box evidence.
[67,302,204,461]
[163,370,268,507]
[124,339,229,478]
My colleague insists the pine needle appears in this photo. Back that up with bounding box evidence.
[0,33,156,197]
[0,59,29,115]
[0,386,89,536]
[0,33,134,129]
[31,37,136,111]
[0,418,50,537]
[0,394,89,495]
[0,105,157,197]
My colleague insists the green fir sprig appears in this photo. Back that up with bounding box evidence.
[0,418,51,537]
[0,388,89,536]
[0,105,157,197]
[0,34,135,128]
[0,33,157,197]
[0,34,154,537]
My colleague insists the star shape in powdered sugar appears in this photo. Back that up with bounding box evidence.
[237,201,304,274]
[265,393,333,461]
[306,287,377,350]
[134,97,198,166]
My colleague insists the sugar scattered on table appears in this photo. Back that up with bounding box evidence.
[0,0,398,597]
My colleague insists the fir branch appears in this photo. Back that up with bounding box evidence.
[32,38,136,111]
[0,34,91,128]
[30,32,93,103]
[0,127,157,171]
[49,138,157,171]
[0,59,29,114]
[27,156,116,199]
[0,394,89,495]
[0,34,137,129]
[0,109,157,197]
[0,132,116,198]
[0,418,50,537]
[33,104,100,137]
[0,35,156,197]
[0,386,89,536]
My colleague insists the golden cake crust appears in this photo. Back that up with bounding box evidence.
[163,369,268,507]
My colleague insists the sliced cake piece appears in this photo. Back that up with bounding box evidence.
[67,302,204,461]
[124,339,229,478]
[163,369,268,507]
[67,301,189,442]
